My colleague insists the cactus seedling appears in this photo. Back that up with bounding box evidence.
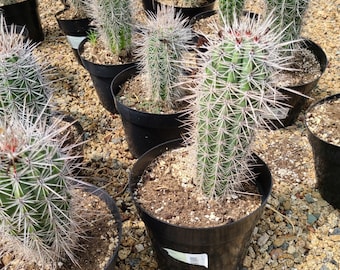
[0,16,52,119]
[135,6,193,111]
[83,0,133,55]
[0,109,84,269]
[184,12,295,199]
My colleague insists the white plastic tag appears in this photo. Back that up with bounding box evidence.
[66,35,86,49]
[163,248,208,268]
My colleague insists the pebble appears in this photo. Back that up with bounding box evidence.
[257,233,270,246]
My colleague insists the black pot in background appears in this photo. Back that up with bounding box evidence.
[267,39,328,129]
[78,181,123,269]
[305,94,340,209]
[111,66,188,158]
[129,139,272,270]
[55,8,92,65]
[78,39,136,114]
[0,0,44,42]
[142,0,216,20]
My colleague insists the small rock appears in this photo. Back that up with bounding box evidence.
[305,193,315,203]
[331,227,340,235]
[307,213,319,224]
[282,200,291,211]
[273,237,285,248]
[270,248,283,259]
[257,233,270,246]
[135,243,145,252]
[287,245,296,254]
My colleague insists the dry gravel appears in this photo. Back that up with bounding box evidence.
[34,0,340,269]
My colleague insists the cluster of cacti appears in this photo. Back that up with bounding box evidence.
[265,0,309,45]
[218,0,246,25]
[83,0,132,55]
[0,16,52,119]
[0,15,83,269]
[0,110,83,268]
[135,6,192,110]
[185,13,295,199]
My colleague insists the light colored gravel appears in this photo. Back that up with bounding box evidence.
[33,0,339,269]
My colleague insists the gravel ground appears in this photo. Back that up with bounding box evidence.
[34,0,340,269]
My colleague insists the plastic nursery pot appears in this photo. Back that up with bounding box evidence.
[0,0,44,42]
[111,66,188,158]
[55,8,92,65]
[141,0,216,20]
[78,38,136,115]
[78,181,123,269]
[129,139,273,270]
[267,39,328,129]
[305,93,340,209]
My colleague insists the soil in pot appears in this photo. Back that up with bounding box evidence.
[135,146,263,228]
[305,97,340,146]
[0,184,122,270]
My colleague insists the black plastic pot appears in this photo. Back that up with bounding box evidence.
[129,139,272,270]
[267,39,328,129]
[111,66,188,158]
[142,0,216,20]
[78,39,136,114]
[55,9,92,65]
[0,0,44,42]
[78,181,122,269]
[305,94,340,209]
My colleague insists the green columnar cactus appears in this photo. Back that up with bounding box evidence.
[83,0,132,55]
[266,0,309,44]
[0,17,52,119]
[136,6,192,110]
[186,13,294,199]
[0,111,83,268]
[218,0,246,25]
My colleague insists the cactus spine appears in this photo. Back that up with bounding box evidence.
[136,6,192,110]
[266,0,309,44]
[0,109,83,268]
[0,17,52,119]
[218,0,246,25]
[83,0,132,55]
[186,13,294,199]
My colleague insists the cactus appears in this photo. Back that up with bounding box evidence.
[0,16,53,119]
[83,0,132,55]
[135,6,192,110]
[182,0,209,7]
[184,12,295,199]
[265,0,309,45]
[0,109,84,269]
[63,0,88,17]
[218,0,246,25]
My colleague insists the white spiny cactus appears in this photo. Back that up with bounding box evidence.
[135,6,192,110]
[0,107,84,269]
[184,12,296,199]
[82,0,133,55]
[0,16,53,119]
